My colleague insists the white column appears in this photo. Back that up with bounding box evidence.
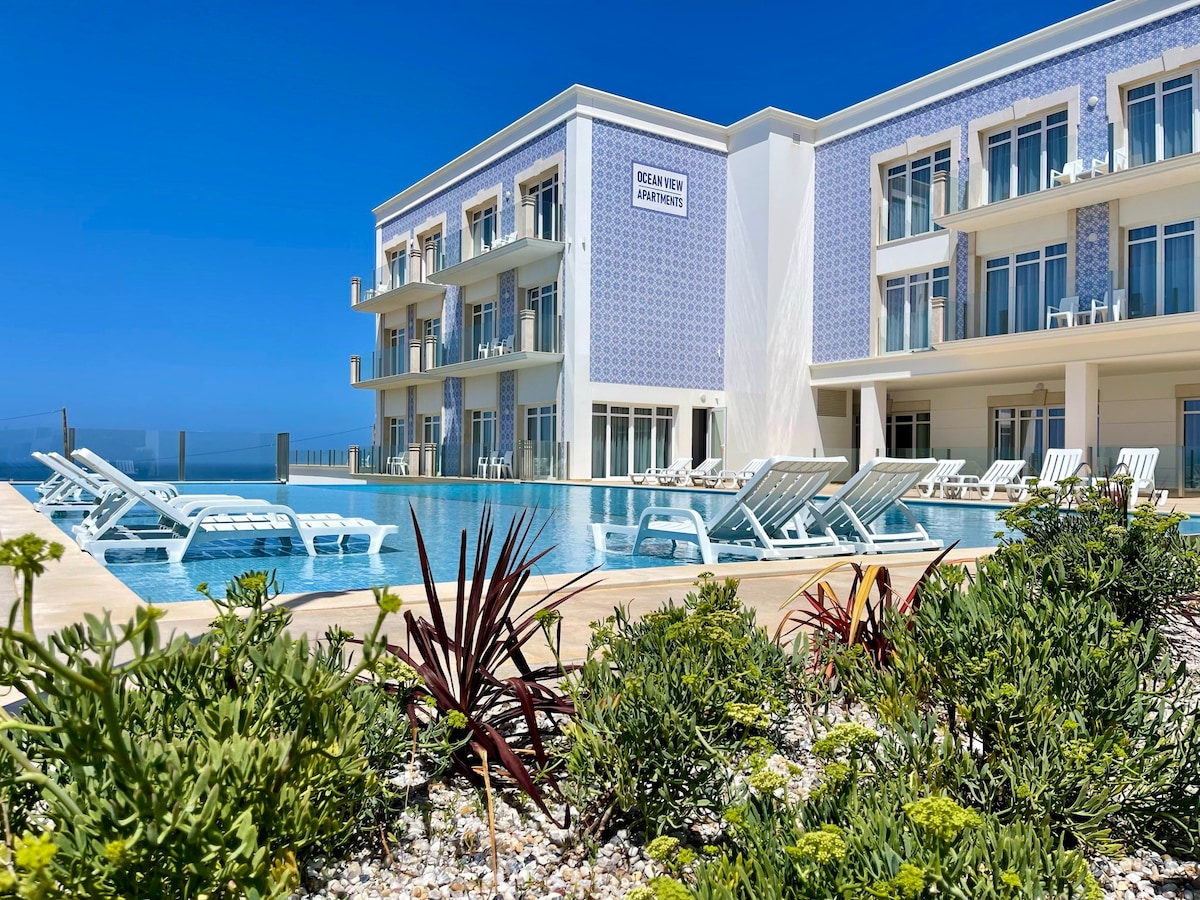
[859,382,888,466]
[563,114,593,479]
[1064,361,1099,466]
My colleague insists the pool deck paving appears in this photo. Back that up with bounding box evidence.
[3,481,1199,671]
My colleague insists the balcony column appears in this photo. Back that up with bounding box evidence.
[932,169,949,218]
[1064,362,1099,468]
[350,354,361,385]
[859,381,888,468]
[518,308,536,352]
[521,191,536,238]
[930,297,947,346]
[348,445,360,475]
[423,237,436,276]
[409,244,423,283]
[424,334,438,370]
[409,338,421,373]
[350,276,361,307]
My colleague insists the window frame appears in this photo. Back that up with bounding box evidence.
[591,403,673,478]
[525,172,561,241]
[982,243,1069,336]
[468,300,497,360]
[1125,219,1198,318]
[884,147,951,242]
[469,203,499,257]
[526,283,559,352]
[881,266,949,352]
[983,108,1070,203]
[1124,69,1198,168]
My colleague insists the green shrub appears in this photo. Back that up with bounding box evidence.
[996,477,1200,628]
[845,549,1200,855]
[0,545,397,899]
[564,576,800,838]
[694,754,1094,900]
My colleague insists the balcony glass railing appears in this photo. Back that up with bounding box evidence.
[367,349,408,379]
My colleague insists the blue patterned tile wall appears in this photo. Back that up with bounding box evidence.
[379,126,566,457]
[499,270,516,344]
[499,372,515,454]
[813,8,1200,363]
[406,387,415,447]
[590,121,726,389]
[443,378,463,476]
[1075,203,1112,306]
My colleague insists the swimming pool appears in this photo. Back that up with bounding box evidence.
[14,481,1192,603]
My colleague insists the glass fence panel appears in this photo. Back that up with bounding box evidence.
[71,428,182,482]
[181,432,276,481]
[0,427,62,481]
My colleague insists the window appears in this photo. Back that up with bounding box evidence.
[886,148,950,241]
[525,405,556,443]
[1127,221,1196,318]
[984,243,1068,335]
[524,405,558,478]
[883,267,949,351]
[387,417,405,454]
[421,414,441,446]
[992,406,1064,472]
[986,110,1068,202]
[469,410,497,476]
[420,414,442,475]
[470,205,498,256]
[1127,73,1196,167]
[886,412,931,458]
[422,317,442,368]
[591,404,673,478]
[527,174,561,241]
[469,301,496,360]
[526,284,559,352]
[386,327,406,376]
[1185,398,1200,490]
[387,248,406,290]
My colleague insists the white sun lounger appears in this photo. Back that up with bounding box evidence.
[1094,447,1164,507]
[32,451,184,514]
[686,457,723,487]
[941,459,1025,500]
[630,456,691,485]
[1005,449,1084,501]
[812,457,943,554]
[713,458,766,489]
[71,449,398,563]
[916,459,965,498]
[592,456,852,564]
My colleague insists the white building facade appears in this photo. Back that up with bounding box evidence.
[350,0,1200,491]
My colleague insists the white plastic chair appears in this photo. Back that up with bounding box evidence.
[476,456,491,478]
[477,343,491,359]
[1046,299,1077,329]
[1087,289,1125,323]
[1050,159,1084,186]
[916,459,966,497]
[495,451,513,479]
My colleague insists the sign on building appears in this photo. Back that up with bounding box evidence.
[631,163,688,217]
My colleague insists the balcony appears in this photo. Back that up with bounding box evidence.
[937,152,1200,233]
[428,236,564,287]
[350,338,562,390]
[351,265,444,315]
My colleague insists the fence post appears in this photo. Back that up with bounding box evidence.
[276,433,290,482]
[178,431,187,482]
[67,427,76,456]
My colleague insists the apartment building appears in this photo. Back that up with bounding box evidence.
[350,0,1200,489]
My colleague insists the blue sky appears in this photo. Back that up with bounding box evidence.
[0,0,1098,445]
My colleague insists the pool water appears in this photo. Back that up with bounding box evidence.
[13,481,1191,603]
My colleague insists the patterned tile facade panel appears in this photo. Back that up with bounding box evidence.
[406,387,415,447]
[498,372,516,454]
[443,378,463,477]
[812,9,1200,362]
[444,286,462,364]
[590,121,727,389]
[1075,203,1113,306]
[499,270,516,345]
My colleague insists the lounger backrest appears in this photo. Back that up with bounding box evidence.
[666,457,691,473]
[821,458,938,530]
[980,459,1026,484]
[42,452,107,494]
[692,457,721,475]
[741,459,765,475]
[1114,447,1159,487]
[707,456,847,542]
[1037,449,1084,485]
[73,449,190,526]
[921,459,965,485]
